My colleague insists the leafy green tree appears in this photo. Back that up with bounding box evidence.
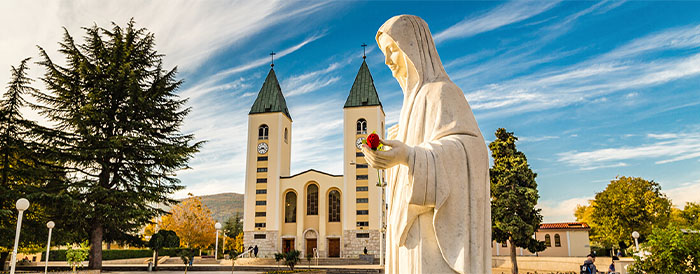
[0,58,76,264]
[677,202,700,230]
[34,20,202,269]
[489,128,546,274]
[590,176,671,248]
[223,213,242,238]
[628,225,700,274]
[147,229,179,269]
[66,242,89,272]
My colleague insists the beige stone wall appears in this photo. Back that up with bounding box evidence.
[568,230,591,257]
[342,229,383,258]
[491,229,591,257]
[492,256,612,272]
[243,230,279,258]
[537,230,569,257]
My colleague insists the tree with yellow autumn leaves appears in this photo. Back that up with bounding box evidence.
[159,194,216,251]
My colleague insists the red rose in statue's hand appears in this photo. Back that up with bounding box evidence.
[367,133,380,150]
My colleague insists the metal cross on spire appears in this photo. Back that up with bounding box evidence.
[270,51,276,67]
[361,43,367,59]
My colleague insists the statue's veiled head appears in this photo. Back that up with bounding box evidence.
[376,15,447,92]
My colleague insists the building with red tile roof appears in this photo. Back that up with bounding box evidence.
[493,222,591,257]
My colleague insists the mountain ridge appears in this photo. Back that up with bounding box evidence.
[177,192,244,222]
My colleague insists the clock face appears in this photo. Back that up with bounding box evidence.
[257,142,269,154]
[356,137,365,150]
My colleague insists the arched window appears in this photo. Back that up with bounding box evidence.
[544,234,551,247]
[284,191,297,223]
[554,234,561,247]
[307,184,318,215]
[258,125,269,140]
[356,119,367,134]
[284,128,288,143]
[328,190,341,222]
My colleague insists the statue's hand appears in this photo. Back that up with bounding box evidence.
[362,138,412,169]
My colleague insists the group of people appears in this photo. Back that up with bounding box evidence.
[581,253,622,274]
[245,245,258,258]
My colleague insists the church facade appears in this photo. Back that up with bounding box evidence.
[242,58,386,259]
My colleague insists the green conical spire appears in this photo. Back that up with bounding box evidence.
[344,60,382,108]
[250,68,292,120]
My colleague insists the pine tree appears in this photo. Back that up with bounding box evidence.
[34,20,202,269]
[223,213,243,238]
[489,128,546,274]
[0,58,75,263]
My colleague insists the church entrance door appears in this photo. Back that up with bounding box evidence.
[283,239,294,253]
[306,239,317,256]
[328,238,340,257]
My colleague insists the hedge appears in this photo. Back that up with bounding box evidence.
[41,248,200,261]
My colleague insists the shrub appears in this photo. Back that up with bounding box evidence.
[628,225,700,273]
[42,248,198,261]
[281,250,301,270]
[66,243,89,272]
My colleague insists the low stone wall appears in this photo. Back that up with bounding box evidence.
[492,256,613,273]
[243,230,279,258]
[342,230,382,258]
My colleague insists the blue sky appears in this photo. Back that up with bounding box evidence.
[2,1,700,222]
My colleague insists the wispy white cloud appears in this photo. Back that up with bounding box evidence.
[517,135,560,143]
[579,162,628,171]
[601,24,700,60]
[557,132,700,168]
[287,99,345,175]
[209,33,327,82]
[447,1,626,86]
[283,62,343,97]
[466,38,700,117]
[434,0,560,43]
[538,196,591,223]
[666,179,700,207]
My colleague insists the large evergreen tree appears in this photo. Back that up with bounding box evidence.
[34,20,201,269]
[223,213,243,239]
[0,58,75,264]
[489,128,546,274]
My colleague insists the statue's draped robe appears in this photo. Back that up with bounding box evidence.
[378,15,491,274]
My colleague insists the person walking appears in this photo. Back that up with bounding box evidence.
[607,256,619,274]
[253,245,259,258]
[581,253,597,274]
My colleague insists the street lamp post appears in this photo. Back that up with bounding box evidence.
[215,222,222,259]
[632,231,640,251]
[10,198,30,274]
[44,221,55,274]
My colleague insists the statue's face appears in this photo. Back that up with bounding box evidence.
[378,34,407,79]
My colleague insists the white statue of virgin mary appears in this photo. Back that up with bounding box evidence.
[362,15,491,274]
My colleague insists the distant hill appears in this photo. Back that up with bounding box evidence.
[177,192,244,222]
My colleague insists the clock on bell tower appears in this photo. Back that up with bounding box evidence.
[243,66,292,239]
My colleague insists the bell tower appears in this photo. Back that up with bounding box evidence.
[342,54,385,257]
[243,64,292,254]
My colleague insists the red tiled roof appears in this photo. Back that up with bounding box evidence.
[538,222,590,230]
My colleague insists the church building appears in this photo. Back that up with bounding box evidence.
[242,57,386,259]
